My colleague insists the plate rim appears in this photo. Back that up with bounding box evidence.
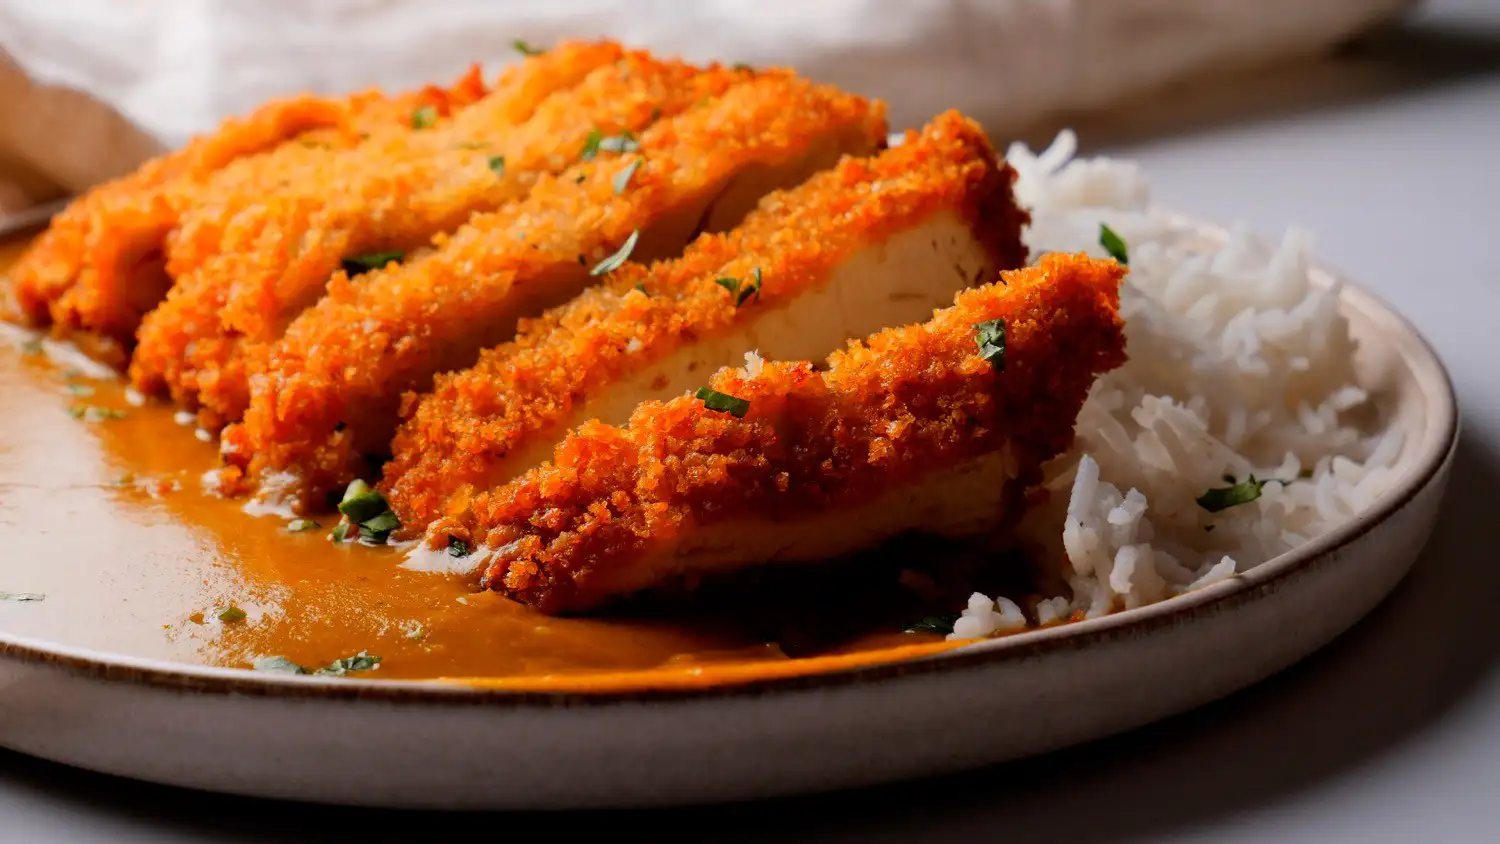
[0,230,1460,707]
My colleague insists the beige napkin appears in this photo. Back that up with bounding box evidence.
[0,48,163,217]
[0,0,1414,218]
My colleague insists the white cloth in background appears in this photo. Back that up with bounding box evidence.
[1,0,1413,148]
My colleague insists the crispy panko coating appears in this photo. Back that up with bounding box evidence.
[384,110,1028,532]
[452,254,1126,614]
[130,43,642,417]
[165,42,626,286]
[6,63,492,357]
[216,74,888,510]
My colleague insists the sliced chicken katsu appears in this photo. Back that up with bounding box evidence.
[164,41,629,288]
[5,63,493,361]
[385,111,1028,533]
[439,253,1126,615]
[133,43,664,417]
[216,75,888,511]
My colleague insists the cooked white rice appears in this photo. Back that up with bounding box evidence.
[952,131,1401,640]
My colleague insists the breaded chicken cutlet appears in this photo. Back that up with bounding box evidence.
[132,45,725,422]
[161,41,628,299]
[214,73,888,511]
[5,62,493,361]
[383,111,1029,533]
[436,253,1126,614]
[9,40,1138,624]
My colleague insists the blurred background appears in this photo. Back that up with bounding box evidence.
[0,0,1429,218]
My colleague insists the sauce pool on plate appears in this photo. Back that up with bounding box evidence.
[0,234,978,687]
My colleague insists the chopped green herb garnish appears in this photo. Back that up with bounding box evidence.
[1197,470,1311,514]
[973,319,1007,371]
[590,230,639,276]
[717,268,763,308]
[217,606,247,623]
[487,155,505,178]
[633,283,650,297]
[334,480,402,544]
[69,405,127,421]
[903,613,960,635]
[359,511,401,541]
[341,251,404,276]
[0,592,45,602]
[596,131,639,154]
[580,128,603,160]
[315,652,382,676]
[338,479,386,523]
[612,158,641,195]
[286,518,319,532]
[253,656,307,675]
[447,536,471,557]
[1196,475,1270,513]
[254,652,381,676]
[581,129,638,160]
[732,62,753,72]
[19,337,44,356]
[65,383,95,397]
[411,105,438,129]
[1099,223,1129,265]
[742,267,763,306]
[513,39,544,56]
[694,387,751,418]
[714,276,742,301]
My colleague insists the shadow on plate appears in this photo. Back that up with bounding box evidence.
[1,429,1495,842]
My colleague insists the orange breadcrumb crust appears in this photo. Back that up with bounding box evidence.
[163,42,626,296]
[129,42,636,419]
[7,63,491,355]
[215,74,888,510]
[383,110,1028,532]
[181,57,745,427]
[453,253,1127,614]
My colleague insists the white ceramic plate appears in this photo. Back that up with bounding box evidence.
[0,239,1456,810]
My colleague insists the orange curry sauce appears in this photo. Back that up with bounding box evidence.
[0,235,972,689]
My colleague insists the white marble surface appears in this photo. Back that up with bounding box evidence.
[3,2,1499,841]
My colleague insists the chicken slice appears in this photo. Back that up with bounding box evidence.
[384,110,1029,533]
[438,253,1127,614]
[215,73,888,511]
[5,61,495,361]
[163,41,629,303]
[130,43,654,418]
